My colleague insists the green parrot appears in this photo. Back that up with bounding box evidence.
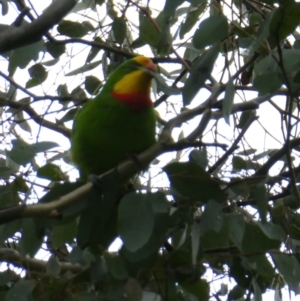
[71,56,157,181]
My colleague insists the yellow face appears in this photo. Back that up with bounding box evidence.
[134,56,156,70]
[113,56,156,95]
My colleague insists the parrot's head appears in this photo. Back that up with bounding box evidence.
[104,56,157,110]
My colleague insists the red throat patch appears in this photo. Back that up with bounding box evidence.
[111,92,153,110]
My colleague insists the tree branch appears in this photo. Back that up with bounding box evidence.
[0,92,274,224]
[209,114,258,174]
[0,248,83,275]
[255,137,300,176]
[0,98,71,138]
[0,0,77,53]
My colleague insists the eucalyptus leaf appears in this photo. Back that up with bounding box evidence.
[182,43,220,105]
[65,60,102,76]
[112,17,127,44]
[193,15,228,49]
[223,79,235,125]
[118,192,155,252]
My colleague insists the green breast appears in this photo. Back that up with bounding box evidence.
[71,97,156,181]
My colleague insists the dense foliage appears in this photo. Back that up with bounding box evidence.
[0,0,299,300]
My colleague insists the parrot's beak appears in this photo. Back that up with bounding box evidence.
[146,62,157,72]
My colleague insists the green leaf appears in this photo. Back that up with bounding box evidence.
[26,64,48,88]
[254,54,277,75]
[95,0,104,5]
[28,63,47,80]
[104,253,128,280]
[86,37,103,63]
[252,278,262,301]
[118,192,155,252]
[150,71,181,95]
[8,40,45,76]
[191,221,201,265]
[228,214,246,250]
[247,255,275,278]
[218,283,228,296]
[57,20,92,38]
[189,149,208,169]
[57,84,69,97]
[163,0,185,19]
[0,166,15,179]
[253,73,282,95]
[294,39,300,49]
[68,246,89,265]
[228,285,246,301]
[57,108,78,124]
[6,139,59,166]
[180,4,206,39]
[236,110,256,129]
[255,49,300,78]
[0,220,21,242]
[256,221,285,241]
[139,12,165,48]
[45,41,65,59]
[270,2,300,41]
[252,149,276,161]
[232,156,247,171]
[201,215,229,249]
[112,17,127,44]
[89,258,107,281]
[150,192,170,213]
[125,278,143,301]
[120,194,169,262]
[71,0,94,13]
[236,148,257,156]
[14,111,32,133]
[200,199,224,235]
[0,270,18,286]
[131,37,147,49]
[182,43,220,105]
[19,218,44,257]
[37,163,66,181]
[184,44,202,61]
[157,22,172,55]
[13,176,29,193]
[46,255,61,276]
[0,0,8,15]
[250,185,268,223]
[242,222,281,253]
[223,78,235,125]
[85,75,102,95]
[164,162,226,203]
[0,183,21,207]
[65,59,102,76]
[33,141,60,152]
[26,78,42,89]
[271,253,300,293]
[39,182,86,226]
[192,15,228,49]
[51,220,77,248]
[43,58,59,66]
[180,279,209,300]
[5,280,36,301]
[71,86,87,98]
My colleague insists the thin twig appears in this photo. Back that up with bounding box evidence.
[209,114,258,174]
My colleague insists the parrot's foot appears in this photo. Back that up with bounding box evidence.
[88,174,105,192]
[127,153,144,170]
[87,169,121,195]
